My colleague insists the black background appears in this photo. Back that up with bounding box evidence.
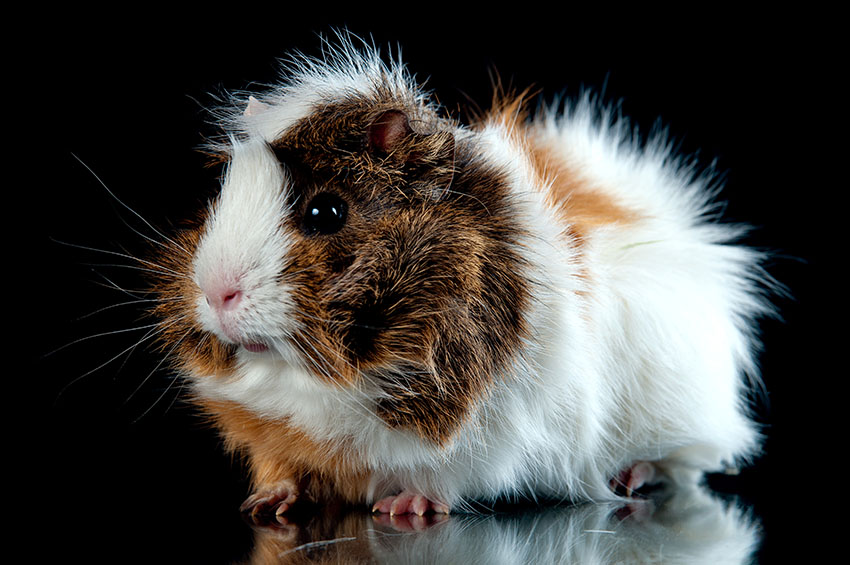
[24,9,833,563]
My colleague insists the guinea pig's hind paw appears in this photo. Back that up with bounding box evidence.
[371,491,450,516]
[240,481,299,523]
[610,461,656,497]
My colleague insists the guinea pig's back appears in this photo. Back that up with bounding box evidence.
[471,98,772,496]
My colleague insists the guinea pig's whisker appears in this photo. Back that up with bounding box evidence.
[185,333,211,362]
[55,238,191,281]
[302,339,354,378]
[74,297,170,321]
[53,319,174,402]
[47,322,163,357]
[290,337,340,384]
[127,327,193,422]
[291,333,382,415]
[87,270,151,301]
[71,153,192,257]
[87,261,190,280]
[440,188,492,216]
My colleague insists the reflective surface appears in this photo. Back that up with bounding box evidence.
[235,486,758,564]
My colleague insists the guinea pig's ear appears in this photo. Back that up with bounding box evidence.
[243,96,269,117]
[367,109,456,196]
[368,110,413,154]
[368,110,454,163]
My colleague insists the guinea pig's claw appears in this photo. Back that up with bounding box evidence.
[372,491,450,516]
[241,482,299,523]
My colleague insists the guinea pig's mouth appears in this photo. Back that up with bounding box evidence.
[242,342,269,353]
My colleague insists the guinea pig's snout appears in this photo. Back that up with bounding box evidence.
[197,277,253,345]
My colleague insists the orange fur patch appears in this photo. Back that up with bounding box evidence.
[199,398,372,503]
[528,138,640,238]
[483,92,640,242]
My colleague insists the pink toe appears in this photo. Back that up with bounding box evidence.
[611,461,656,497]
[627,461,655,494]
[390,492,415,515]
[432,501,450,514]
[410,494,429,516]
[372,496,395,514]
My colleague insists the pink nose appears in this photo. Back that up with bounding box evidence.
[205,288,243,311]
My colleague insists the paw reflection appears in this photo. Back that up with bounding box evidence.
[371,511,450,532]
[243,485,759,563]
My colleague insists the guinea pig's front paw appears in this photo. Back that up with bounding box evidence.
[371,490,450,516]
[610,461,656,497]
[240,480,299,523]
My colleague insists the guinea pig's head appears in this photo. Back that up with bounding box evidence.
[153,78,534,444]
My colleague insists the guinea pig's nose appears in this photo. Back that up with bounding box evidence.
[219,289,243,310]
[203,286,244,312]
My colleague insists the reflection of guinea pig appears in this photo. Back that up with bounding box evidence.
[151,34,774,519]
[244,485,760,564]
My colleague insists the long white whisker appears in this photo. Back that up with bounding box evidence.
[71,153,192,256]
[75,297,172,321]
[115,313,192,376]
[285,333,382,417]
[289,336,382,416]
[59,239,189,279]
[441,187,492,216]
[85,261,190,280]
[53,238,190,280]
[88,270,149,301]
[46,322,163,357]
[128,328,193,423]
[53,320,174,402]
[289,336,335,382]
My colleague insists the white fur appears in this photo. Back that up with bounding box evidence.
[190,38,772,508]
[220,37,426,145]
[193,140,297,347]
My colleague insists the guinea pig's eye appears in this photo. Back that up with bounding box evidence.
[303,192,348,235]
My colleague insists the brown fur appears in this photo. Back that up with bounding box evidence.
[266,97,532,446]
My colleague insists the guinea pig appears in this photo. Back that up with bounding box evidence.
[151,36,773,520]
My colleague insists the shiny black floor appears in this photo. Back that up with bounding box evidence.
[38,467,792,563]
